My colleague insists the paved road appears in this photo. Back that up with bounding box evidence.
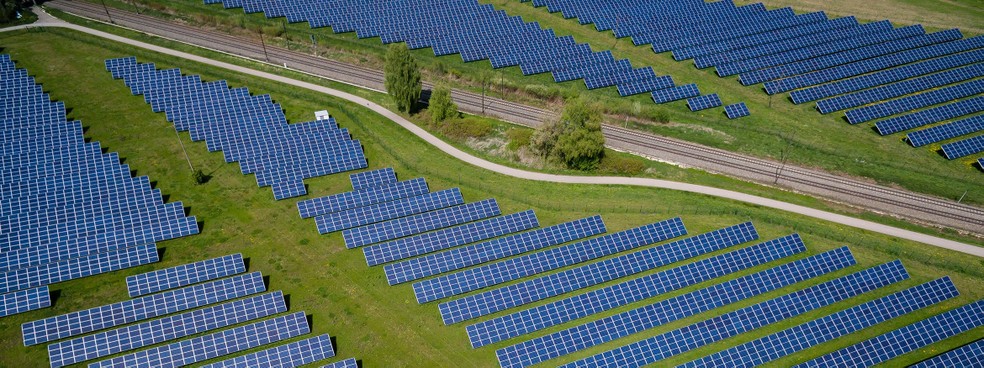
[43,0,984,235]
[9,8,983,257]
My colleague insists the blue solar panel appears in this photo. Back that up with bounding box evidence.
[0,286,50,318]
[845,79,984,124]
[413,217,687,304]
[316,188,464,234]
[47,291,286,368]
[344,199,501,248]
[907,115,984,147]
[126,253,245,297]
[816,63,984,114]
[562,260,908,368]
[796,300,984,368]
[383,216,607,285]
[912,339,984,368]
[876,96,984,135]
[687,94,723,111]
[298,178,429,219]
[349,167,397,191]
[652,84,700,104]
[363,210,538,266]
[724,102,750,119]
[321,358,359,368]
[21,271,265,346]
[494,246,854,367]
[200,333,335,368]
[0,243,159,294]
[444,222,757,325]
[942,134,984,159]
[682,277,959,368]
[89,311,309,368]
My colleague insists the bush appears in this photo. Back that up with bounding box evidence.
[437,116,493,139]
[645,107,671,124]
[523,84,560,100]
[429,83,458,124]
[532,97,606,170]
[599,154,647,175]
[506,128,533,151]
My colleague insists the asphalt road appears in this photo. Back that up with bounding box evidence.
[10,7,983,256]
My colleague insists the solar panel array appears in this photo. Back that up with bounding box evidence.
[796,300,984,368]
[687,93,723,112]
[316,188,464,234]
[906,115,984,147]
[105,57,367,200]
[724,102,750,119]
[322,358,360,368]
[298,177,429,219]
[0,55,197,303]
[349,167,396,191]
[344,198,502,248]
[200,333,335,368]
[912,339,984,368]
[942,134,984,160]
[125,253,245,297]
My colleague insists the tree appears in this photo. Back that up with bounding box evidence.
[429,83,458,124]
[0,0,20,23]
[531,97,605,170]
[384,43,422,113]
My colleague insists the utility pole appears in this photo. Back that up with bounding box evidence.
[282,20,289,49]
[100,0,114,24]
[258,27,270,62]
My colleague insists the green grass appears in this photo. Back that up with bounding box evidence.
[78,0,984,208]
[0,28,981,368]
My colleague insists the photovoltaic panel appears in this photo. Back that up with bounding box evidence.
[297,177,428,219]
[0,286,50,318]
[383,216,607,285]
[363,210,538,266]
[795,300,984,368]
[687,94,723,112]
[816,63,984,114]
[845,79,984,124]
[47,291,287,368]
[681,277,959,368]
[494,246,854,368]
[562,260,909,368]
[413,217,687,304]
[443,222,758,325]
[876,96,984,135]
[724,102,750,119]
[316,188,464,234]
[0,243,159,294]
[21,271,265,346]
[349,167,396,191]
[979,157,984,169]
[941,134,984,159]
[88,312,309,368]
[126,253,245,297]
[912,339,984,368]
[344,199,501,249]
[652,84,700,104]
[907,115,984,147]
[322,358,359,368]
[200,333,335,368]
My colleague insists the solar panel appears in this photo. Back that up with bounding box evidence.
[0,286,50,318]
[845,79,984,124]
[126,253,245,297]
[687,94,722,111]
[912,339,984,368]
[907,115,984,147]
[316,188,464,234]
[322,358,359,368]
[297,178,429,218]
[979,157,984,169]
[816,63,984,114]
[876,96,984,135]
[343,199,501,249]
[444,222,758,325]
[941,134,984,159]
[652,84,700,104]
[682,277,959,368]
[795,300,984,368]
[47,291,286,368]
[88,312,309,368]
[200,333,335,368]
[349,167,397,191]
[0,243,159,294]
[494,246,854,368]
[363,210,538,266]
[383,215,607,285]
[21,271,265,346]
[562,260,908,368]
[413,217,687,304]
[724,102,750,119]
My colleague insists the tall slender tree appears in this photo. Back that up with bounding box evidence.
[384,43,422,113]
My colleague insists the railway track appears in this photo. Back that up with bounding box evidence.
[46,0,984,234]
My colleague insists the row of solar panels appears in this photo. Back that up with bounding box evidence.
[104,57,368,199]
[0,56,200,318]
[522,0,984,165]
[18,253,356,367]
[301,166,983,367]
[202,0,748,118]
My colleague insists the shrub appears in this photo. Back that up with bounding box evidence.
[506,128,533,151]
[599,154,646,175]
[429,83,458,124]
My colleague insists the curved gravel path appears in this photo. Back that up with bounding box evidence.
[7,9,982,257]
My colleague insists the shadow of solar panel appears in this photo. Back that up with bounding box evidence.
[563,260,908,368]
[126,253,246,297]
[343,199,501,249]
[941,134,984,159]
[200,333,335,368]
[0,286,50,318]
[912,339,984,368]
[725,102,750,119]
[495,246,854,368]
[907,115,984,147]
[687,94,722,111]
[796,300,984,368]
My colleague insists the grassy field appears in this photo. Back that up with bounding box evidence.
[0,27,981,368]
[86,0,984,210]
[735,0,984,35]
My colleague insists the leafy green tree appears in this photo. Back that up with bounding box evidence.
[384,43,422,113]
[0,0,20,23]
[531,97,605,170]
[429,83,458,124]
